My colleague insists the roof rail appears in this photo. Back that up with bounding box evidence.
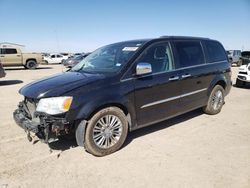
[159,36,210,40]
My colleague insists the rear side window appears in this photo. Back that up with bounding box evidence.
[174,41,205,68]
[2,48,17,54]
[204,41,227,63]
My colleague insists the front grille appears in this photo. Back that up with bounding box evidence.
[239,71,247,75]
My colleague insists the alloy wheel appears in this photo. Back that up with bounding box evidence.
[211,90,223,111]
[92,115,123,149]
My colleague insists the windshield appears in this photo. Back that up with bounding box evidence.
[71,41,145,73]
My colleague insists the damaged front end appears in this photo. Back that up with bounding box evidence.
[13,98,72,143]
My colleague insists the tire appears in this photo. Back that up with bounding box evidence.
[83,107,128,156]
[202,85,225,115]
[236,78,245,87]
[25,60,38,69]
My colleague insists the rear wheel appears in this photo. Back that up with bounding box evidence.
[203,85,225,115]
[83,107,128,156]
[25,60,38,69]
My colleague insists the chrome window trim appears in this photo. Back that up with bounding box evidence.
[141,88,207,109]
[206,60,228,65]
[120,59,227,82]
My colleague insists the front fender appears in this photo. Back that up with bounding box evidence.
[73,94,136,130]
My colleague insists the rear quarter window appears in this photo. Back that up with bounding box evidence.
[204,41,227,63]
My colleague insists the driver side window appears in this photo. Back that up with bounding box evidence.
[136,42,174,73]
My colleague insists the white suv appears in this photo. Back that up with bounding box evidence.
[43,54,68,64]
[236,63,250,87]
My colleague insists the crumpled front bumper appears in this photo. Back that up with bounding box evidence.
[13,109,39,133]
[13,101,71,143]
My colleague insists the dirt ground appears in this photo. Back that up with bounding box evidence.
[0,64,249,188]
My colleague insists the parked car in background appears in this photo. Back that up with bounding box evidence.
[60,53,70,57]
[42,54,68,64]
[227,50,242,66]
[74,53,84,56]
[0,48,42,69]
[236,62,250,87]
[63,53,91,68]
[14,36,231,156]
[241,51,250,65]
[42,53,50,57]
[0,61,6,78]
[60,53,72,62]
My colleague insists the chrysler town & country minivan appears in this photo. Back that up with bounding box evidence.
[14,36,231,156]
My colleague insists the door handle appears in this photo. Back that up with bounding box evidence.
[181,74,191,78]
[17,55,21,57]
[0,55,4,57]
[169,76,179,81]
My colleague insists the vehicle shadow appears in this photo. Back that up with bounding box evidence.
[233,83,250,89]
[48,136,77,152]
[123,109,203,148]
[48,109,204,153]
[4,67,53,71]
[0,80,23,85]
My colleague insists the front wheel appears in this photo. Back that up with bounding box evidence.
[203,85,225,115]
[83,107,128,156]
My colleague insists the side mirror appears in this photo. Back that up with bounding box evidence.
[136,62,152,76]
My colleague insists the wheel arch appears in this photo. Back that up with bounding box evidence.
[26,58,37,64]
[207,75,227,96]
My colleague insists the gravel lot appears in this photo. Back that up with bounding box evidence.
[0,64,249,188]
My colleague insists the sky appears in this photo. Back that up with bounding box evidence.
[0,0,249,53]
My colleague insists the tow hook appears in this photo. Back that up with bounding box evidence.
[27,131,32,142]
